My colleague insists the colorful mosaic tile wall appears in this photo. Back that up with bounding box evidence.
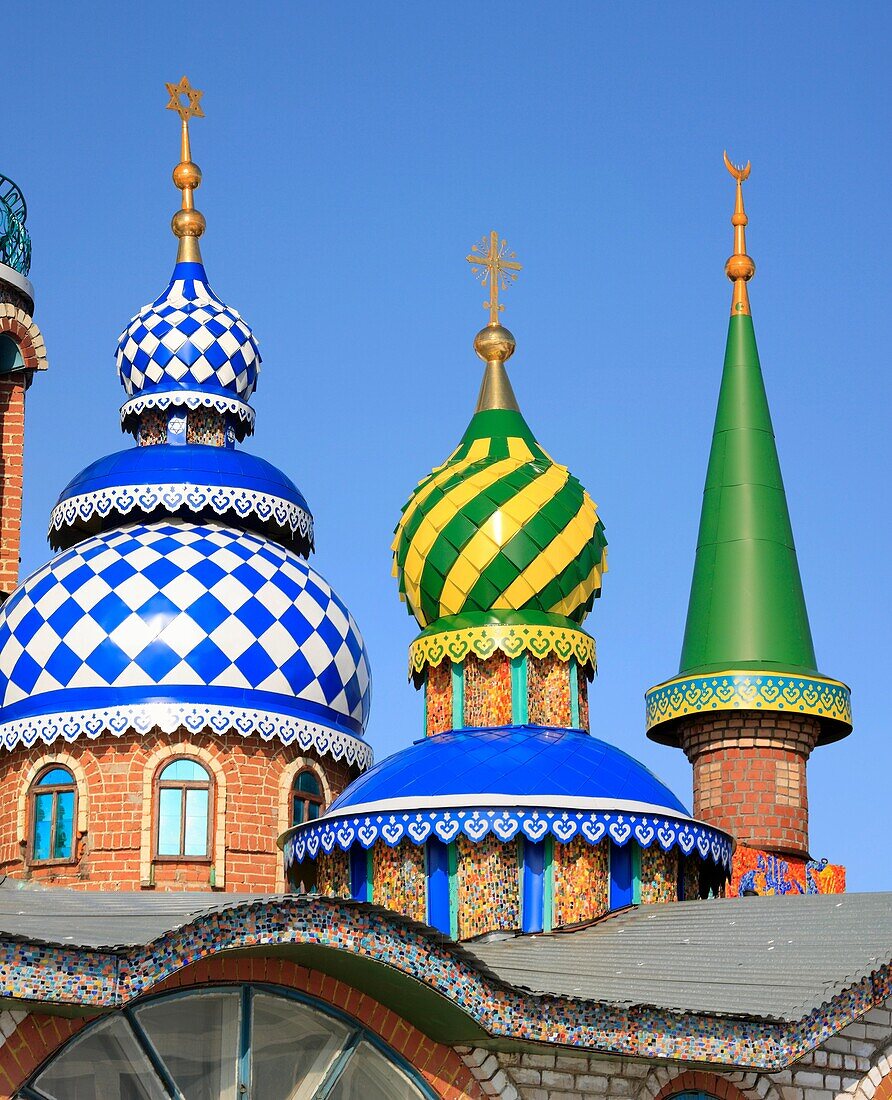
[640,845,678,904]
[187,408,225,446]
[0,895,890,1070]
[730,844,846,897]
[457,834,520,938]
[372,840,427,924]
[528,653,571,727]
[552,836,609,926]
[425,660,453,736]
[316,850,350,899]
[577,662,590,731]
[682,855,701,901]
[464,653,512,728]
[138,409,167,446]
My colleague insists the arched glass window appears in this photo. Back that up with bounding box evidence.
[23,985,434,1099]
[155,759,211,859]
[292,769,324,826]
[30,766,76,862]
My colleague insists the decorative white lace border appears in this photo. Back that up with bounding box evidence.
[0,702,373,770]
[119,391,256,426]
[50,483,314,542]
[285,808,733,869]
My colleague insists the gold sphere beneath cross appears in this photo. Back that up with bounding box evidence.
[172,209,206,239]
[474,324,516,363]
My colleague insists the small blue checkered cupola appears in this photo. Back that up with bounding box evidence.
[116,259,260,442]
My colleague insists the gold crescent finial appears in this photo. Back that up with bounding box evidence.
[165,77,206,263]
[723,150,751,183]
[723,152,755,316]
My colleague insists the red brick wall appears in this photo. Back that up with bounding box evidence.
[678,711,820,858]
[0,377,26,597]
[0,729,361,892]
[0,956,485,1099]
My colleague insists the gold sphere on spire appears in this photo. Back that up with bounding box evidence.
[172,209,206,239]
[723,152,754,315]
[474,323,516,363]
[173,161,202,191]
[165,76,206,263]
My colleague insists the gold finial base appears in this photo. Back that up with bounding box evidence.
[474,324,519,412]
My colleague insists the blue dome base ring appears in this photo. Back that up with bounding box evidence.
[0,700,374,770]
[284,808,732,872]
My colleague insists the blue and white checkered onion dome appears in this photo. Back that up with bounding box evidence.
[0,521,372,767]
[116,260,260,437]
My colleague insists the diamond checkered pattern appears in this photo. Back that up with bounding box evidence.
[0,521,370,729]
[116,266,261,402]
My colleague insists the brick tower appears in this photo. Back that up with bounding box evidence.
[0,175,48,598]
[645,157,851,889]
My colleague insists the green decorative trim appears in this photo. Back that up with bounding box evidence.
[451,662,464,729]
[543,837,554,934]
[410,618,595,678]
[632,843,641,905]
[447,842,458,941]
[511,654,528,724]
[645,671,852,735]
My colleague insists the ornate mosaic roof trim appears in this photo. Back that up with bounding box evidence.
[120,389,256,431]
[0,700,373,768]
[392,409,607,629]
[646,671,852,735]
[49,483,314,547]
[283,809,732,871]
[409,615,595,677]
[2,895,879,1069]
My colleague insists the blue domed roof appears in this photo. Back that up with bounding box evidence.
[116,261,260,436]
[0,520,371,768]
[49,444,314,556]
[327,726,688,817]
[283,726,733,870]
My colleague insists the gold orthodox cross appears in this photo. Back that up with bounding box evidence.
[466,231,522,325]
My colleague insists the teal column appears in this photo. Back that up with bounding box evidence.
[569,657,580,728]
[511,655,528,724]
[448,842,459,939]
[543,837,554,933]
[451,663,464,729]
[632,843,641,905]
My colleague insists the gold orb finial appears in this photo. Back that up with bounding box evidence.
[466,231,523,412]
[723,151,755,315]
[165,76,206,263]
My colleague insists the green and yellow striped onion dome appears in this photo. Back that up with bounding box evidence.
[392,405,607,631]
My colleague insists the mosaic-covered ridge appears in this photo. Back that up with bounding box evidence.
[0,896,887,1070]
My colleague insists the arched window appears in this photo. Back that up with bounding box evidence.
[292,769,324,826]
[155,759,212,859]
[30,766,77,862]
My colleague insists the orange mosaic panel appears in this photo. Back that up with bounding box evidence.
[577,663,590,731]
[640,845,678,904]
[187,408,225,446]
[552,836,609,927]
[138,410,167,446]
[316,850,350,898]
[463,653,512,728]
[528,653,571,727]
[730,844,846,896]
[456,834,519,938]
[425,661,453,736]
[372,840,427,923]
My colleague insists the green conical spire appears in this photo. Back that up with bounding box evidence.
[679,311,818,675]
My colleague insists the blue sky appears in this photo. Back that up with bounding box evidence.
[10,3,891,889]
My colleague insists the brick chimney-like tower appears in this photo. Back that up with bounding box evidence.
[644,158,851,866]
[0,175,48,598]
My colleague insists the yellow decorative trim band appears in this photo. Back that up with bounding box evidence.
[645,671,852,732]
[409,622,596,678]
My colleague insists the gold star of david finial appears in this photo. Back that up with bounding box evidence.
[466,231,522,326]
[165,76,204,122]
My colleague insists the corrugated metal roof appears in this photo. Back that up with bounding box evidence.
[468,893,892,1021]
